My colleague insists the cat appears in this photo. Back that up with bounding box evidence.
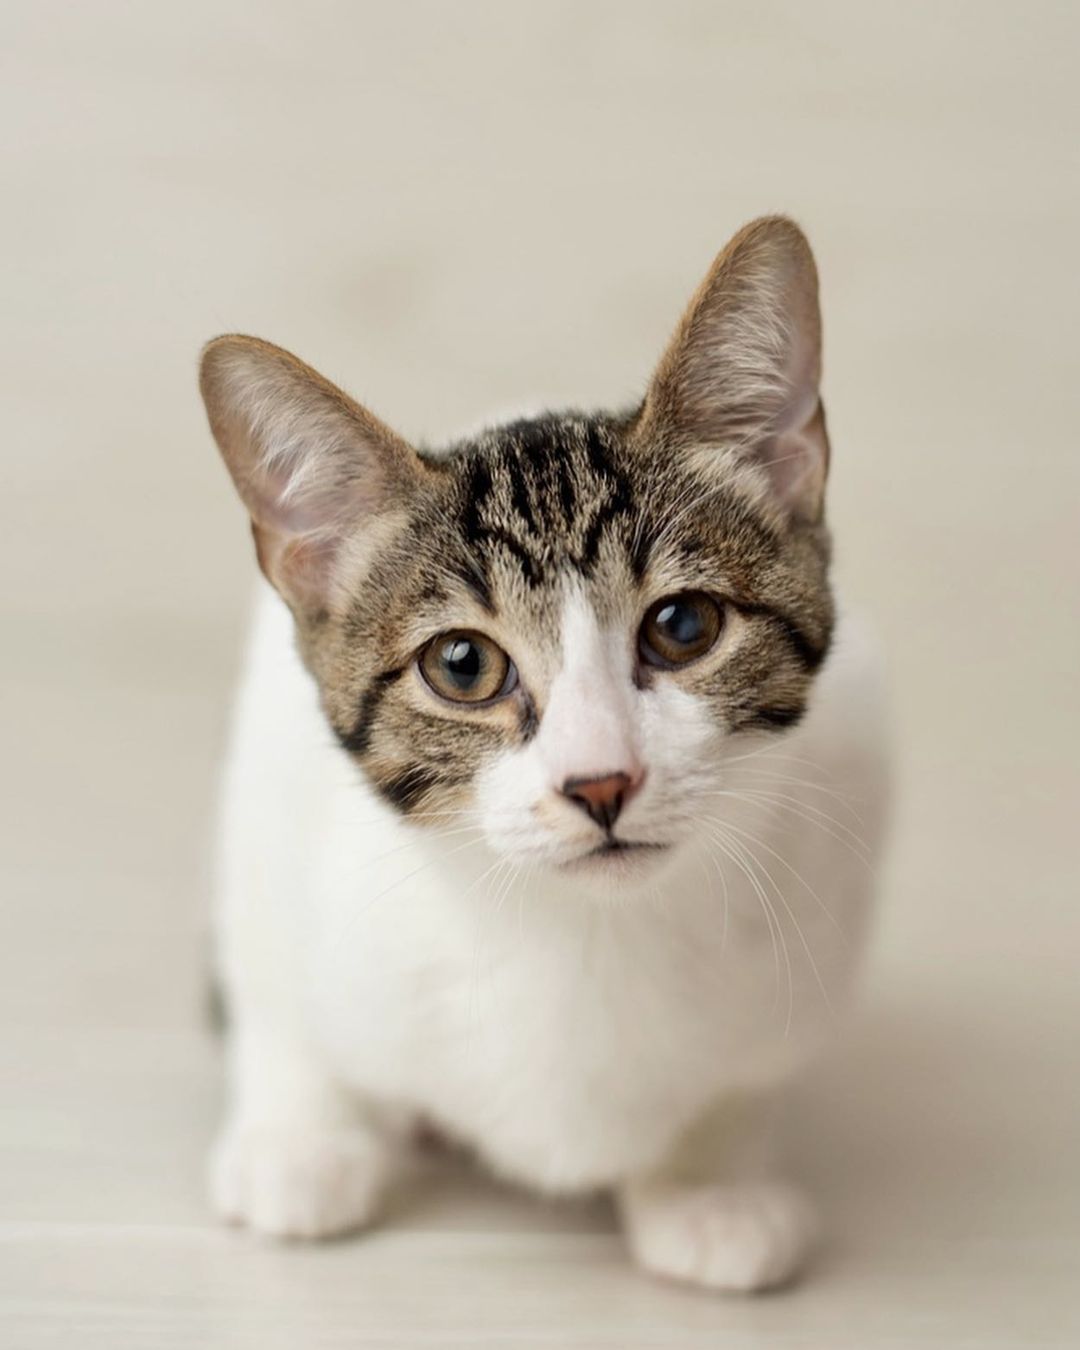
[199,216,888,1293]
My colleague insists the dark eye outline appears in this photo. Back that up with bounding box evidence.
[638,591,725,670]
[417,630,519,706]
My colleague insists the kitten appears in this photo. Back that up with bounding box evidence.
[200,216,887,1292]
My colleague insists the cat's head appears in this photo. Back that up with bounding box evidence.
[200,217,833,886]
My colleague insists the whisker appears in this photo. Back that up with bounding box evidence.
[340,833,485,951]
[711,822,836,1023]
[706,811,848,945]
[696,821,792,1031]
[735,789,871,862]
[350,821,485,873]
[695,843,731,957]
[727,765,865,816]
[703,786,871,865]
[708,825,800,1034]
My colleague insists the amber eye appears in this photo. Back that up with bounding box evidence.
[639,592,724,668]
[419,631,515,704]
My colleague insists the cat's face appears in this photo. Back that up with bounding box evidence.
[201,216,833,886]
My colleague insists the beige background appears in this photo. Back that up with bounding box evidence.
[2,2,1078,1345]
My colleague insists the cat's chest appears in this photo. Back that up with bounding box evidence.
[306,853,806,1187]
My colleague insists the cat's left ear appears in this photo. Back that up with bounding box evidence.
[638,216,829,523]
[200,335,429,613]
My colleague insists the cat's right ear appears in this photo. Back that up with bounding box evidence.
[637,216,829,524]
[199,336,427,613]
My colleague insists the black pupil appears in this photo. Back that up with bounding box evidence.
[442,638,483,689]
[656,601,704,646]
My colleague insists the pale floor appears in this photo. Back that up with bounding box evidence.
[2,3,1078,1346]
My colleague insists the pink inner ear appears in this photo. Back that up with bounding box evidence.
[757,397,829,521]
[641,219,828,519]
[244,446,371,607]
[247,447,386,539]
[202,335,422,614]
[254,523,342,611]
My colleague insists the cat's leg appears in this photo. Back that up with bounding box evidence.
[616,1093,817,1293]
[210,1014,396,1240]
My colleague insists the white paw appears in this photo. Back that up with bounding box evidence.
[620,1179,818,1293]
[210,1124,387,1240]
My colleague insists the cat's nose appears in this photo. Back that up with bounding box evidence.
[560,771,643,833]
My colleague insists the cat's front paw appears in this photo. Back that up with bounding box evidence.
[210,1123,387,1240]
[619,1179,818,1293]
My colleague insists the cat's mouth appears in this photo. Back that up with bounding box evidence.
[563,837,671,872]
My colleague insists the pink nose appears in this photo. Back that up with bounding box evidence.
[560,771,643,833]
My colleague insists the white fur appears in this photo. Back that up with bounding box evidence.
[211,581,888,1289]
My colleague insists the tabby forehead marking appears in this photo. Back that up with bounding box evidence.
[453,414,638,591]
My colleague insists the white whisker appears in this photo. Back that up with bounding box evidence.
[712,821,836,1023]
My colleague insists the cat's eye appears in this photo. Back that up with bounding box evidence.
[419,631,516,705]
[638,591,724,668]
